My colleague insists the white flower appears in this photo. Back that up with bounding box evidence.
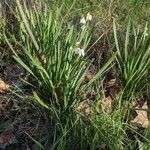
[80,17,86,24]
[74,48,85,57]
[86,12,92,21]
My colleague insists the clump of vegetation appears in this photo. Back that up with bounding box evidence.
[0,0,150,149]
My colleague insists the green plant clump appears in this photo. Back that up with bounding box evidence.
[3,0,150,149]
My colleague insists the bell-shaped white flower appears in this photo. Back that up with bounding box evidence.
[74,48,85,57]
[80,17,86,24]
[86,12,92,21]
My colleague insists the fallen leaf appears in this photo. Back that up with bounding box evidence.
[106,79,120,98]
[86,89,95,99]
[101,96,113,111]
[0,79,10,93]
[83,74,92,84]
[131,101,149,128]
[74,100,91,116]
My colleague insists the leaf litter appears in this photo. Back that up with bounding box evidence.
[131,100,149,128]
[0,79,10,93]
